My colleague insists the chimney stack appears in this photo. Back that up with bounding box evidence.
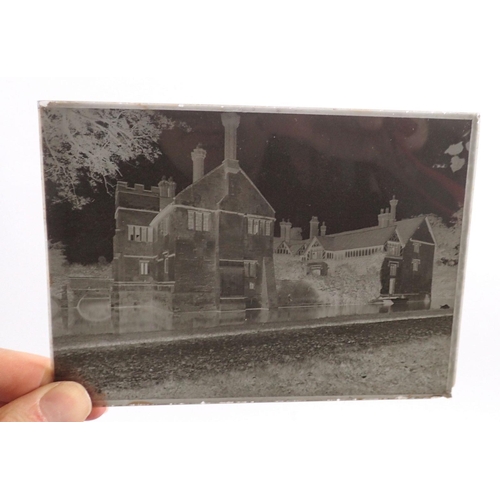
[378,208,385,227]
[159,176,177,210]
[310,216,319,238]
[191,145,207,183]
[320,222,327,236]
[280,219,287,240]
[389,195,398,224]
[284,220,292,243]
[221,113,241,161]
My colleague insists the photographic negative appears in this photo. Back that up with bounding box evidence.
[40,103,477,405]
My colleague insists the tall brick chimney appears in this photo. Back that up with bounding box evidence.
[191,145,207,183]
[221,113,241,161]
[310,216,319,238]
[320,222,327,236]
[389,195,398,224]
[378,208,385,227]
[284,220,292,243]
[280,220,287,240]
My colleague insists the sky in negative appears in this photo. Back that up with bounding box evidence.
[42,108,472,264]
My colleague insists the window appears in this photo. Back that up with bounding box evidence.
[387,242,401,257]
[160,219,168,236]
[412,258,420,272]
[248,217,272,236]
[203,212,211,232]
[128,225,152,242]
[311,250,323,260]
[244,261,257,278]
[250,261,257,277]
[188,211,195,230]
[413,242,421,254]
[195,211,203,231]
[140,261,149,275]
[389,262,398,277]
[188,210,210,232]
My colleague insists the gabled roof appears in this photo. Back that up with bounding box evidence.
[319,225,397,251]
[174,163,227,210]
[395,216,426,245]
[289,240,310,255]
[273,239,290,251]
[273,238,309,254]
[228,163,276,216]
[309,216,432,253]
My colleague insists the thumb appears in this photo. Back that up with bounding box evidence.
[0,381,92,422]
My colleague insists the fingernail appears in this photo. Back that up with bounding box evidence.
[39,382,92,422]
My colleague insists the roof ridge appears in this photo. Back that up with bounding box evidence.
[323,224,392,238]
[323,217,424,239]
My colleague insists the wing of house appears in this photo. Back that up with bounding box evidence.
[301,199,436,299]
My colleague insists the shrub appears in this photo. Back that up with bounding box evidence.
[277,280,319,306]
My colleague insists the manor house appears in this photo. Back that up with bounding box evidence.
[112,113,278,315]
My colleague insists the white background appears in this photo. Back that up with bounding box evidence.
[1,2,499,499]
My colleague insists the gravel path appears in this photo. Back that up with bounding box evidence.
[55,316,453,403]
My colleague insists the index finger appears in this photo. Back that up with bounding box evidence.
[0,348,53,404]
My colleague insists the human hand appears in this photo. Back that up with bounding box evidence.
[0,348,106,422]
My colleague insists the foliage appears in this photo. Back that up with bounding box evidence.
[48,241,67,283]
[41,107,190,208]
[432,131,470,173]
[275,253,386,305]
[48,241,112,295]
[426,209,462,266]
[277,280,319,306]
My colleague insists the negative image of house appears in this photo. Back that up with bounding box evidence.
[112,113,278,329]
[274,197,436,301]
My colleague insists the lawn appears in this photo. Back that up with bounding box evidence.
[55,315,453,404]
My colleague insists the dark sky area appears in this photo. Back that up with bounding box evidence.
[44,109,472,265]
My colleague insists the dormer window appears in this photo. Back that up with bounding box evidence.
[413,242,421,254]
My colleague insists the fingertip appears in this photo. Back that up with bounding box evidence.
[39,381,92,422]
[86,406,107,421]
